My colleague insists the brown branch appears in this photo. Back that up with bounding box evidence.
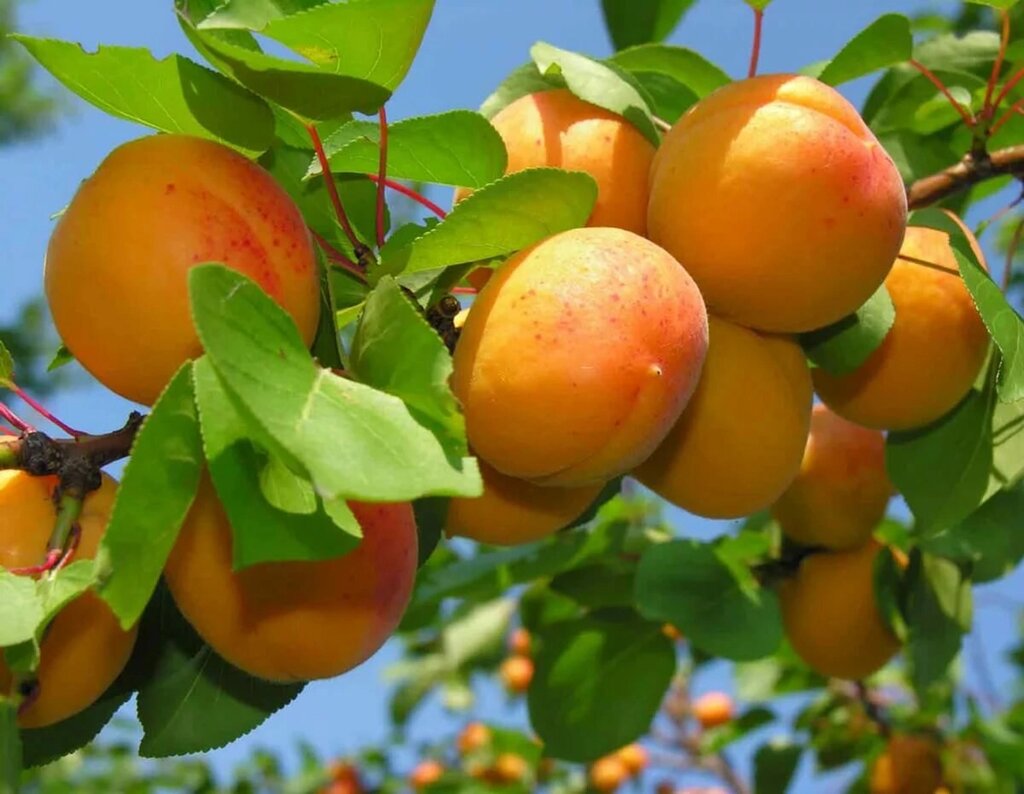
[0,413,144,476]
[907,145,1024,209]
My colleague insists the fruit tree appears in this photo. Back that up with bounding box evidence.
[4,0,1024,791]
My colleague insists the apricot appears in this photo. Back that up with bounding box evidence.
[772,404,892,550]
[634,316,812,518]
[492,753,529,784]
[452,227,708,487]
[446,459,603,545]
[780,540,900,680]
[321,760,363,794]
[648,74,907,333]
[500,655,534,694]
[869,735,944,794]
[589,755,630,792]
[46,133,320,405]
[692,691,734,729]
[163,473,417,683]
[508,627,532,657]
[616,743,649,775]
[813,224,990,431]
[0,469,137,729]
[455,89,655,233]
[456,721,492,755]
[409,759,444,791]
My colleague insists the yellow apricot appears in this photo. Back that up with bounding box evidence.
[648,74,907,333]
[500,655,534,694]
[0,470,137,728]
[163,474,417,683]
[409,760,444,791]
[456,89,655,233]
[692,691,735,729]
[451,227,708,487]
[589,755,630,793]
[446,459,603,545]
[813,224,990,431]
[772,404,892,550]
[634,316,812,519]
[780,540,900,680]
[46,134,320,405]
[869,735,944,794]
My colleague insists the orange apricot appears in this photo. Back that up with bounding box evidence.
[446,458,603,545]
[500,655,534,694]
[492,752,529,783]
[589,755,630,792]
[0,470,137,728]
[780,540,900,680]
[321,760,363,794]
[409,759,445,790]
[508,627,532,657]
[692,691,735,729]
[772,404,892,550]
[46,133,320,405]
[616,743,649,775]
[456,721,492,755]
[813,224,990,431]
[451,227,708,487]
[869,735,944,794]
[634,316,812,518]
[163,473,417,682]
[648,74,907,333]
[455,89,655,233]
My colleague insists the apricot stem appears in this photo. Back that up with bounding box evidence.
[652,115,672,133]
[310,230,367,282]
[747,8,764,78]
[983,11,1011,118]
[1003,217,1024,293]
[909,60,975,127]
[375,107,389,249]
[7,382,83,438]
[990,96,1024,136]
[306,124,370,264]
[451,286,477,295]
[0,402,33,434]
[365,174,448,219]
[0,414,143,476]
[853,680,891,739]
[993,66,1024,115]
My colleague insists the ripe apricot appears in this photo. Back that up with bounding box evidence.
[46,133,320,405]
[616,743,649,775]
[772,404,892,550]
[452,227,708,487]
[492,753,529,783]
[321,760,363,794]
[634,316,812,518]
[692,691,735,729]
[589,755,630,792]
[0,469,137,729]
[648,74,906,333]
[813,224,990,431]
[780,540,900,680]
[163,473,417,682]
[500,655,534,694]
[409,759,444,790]
[456,721,492,755]
[446,459,603,545]
[508,627,532,657]
[455,89,655,233]
[869,735,944,794]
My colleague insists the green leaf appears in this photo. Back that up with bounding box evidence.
[528,614,675,761]
[307,111,507,188]
[609,44,731,99]
[12,37,273,155]
[530,42,660,145]
[955,248,1024,403]
[196,0,331,30]
[922,484,1024,583]
[0,572,43,647]
[189,265,481,502]
[991,397,1024,493]
[818,14,914,86]
[0,702,19,794]
[551,564,636,609]
[188,28,391,121]
[259,0,435,91]
[96,367,204,629]
[192,357,361,569]
[349,277,465,450]
[906,552,972,693]
[0,341,11,383]
[966,0,1019,8]
[635,539,783,661]
[800,285,895,376]
[753,740,803,794]
[137,586,302,757]
[379,168,597,275]
[412,497,447,567]
[46,346,73,373]
[599,0,696,51]
[479,62,562,119]
[745,0,774,8]
[887,386,995,533]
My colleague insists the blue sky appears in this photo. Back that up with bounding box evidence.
[3,0,1022,791]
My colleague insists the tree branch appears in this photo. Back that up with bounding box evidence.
[907,145,1024,209]
[0,412,144,476]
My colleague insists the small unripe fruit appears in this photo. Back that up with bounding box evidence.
[692,691,735,729]
[500,655,534,694]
